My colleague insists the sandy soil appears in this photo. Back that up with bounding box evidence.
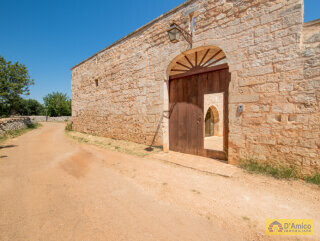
[0,122,319,241]
[204,136,223,151]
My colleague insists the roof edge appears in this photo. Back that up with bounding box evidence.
[71,0,195,70]
[304,18,320,27]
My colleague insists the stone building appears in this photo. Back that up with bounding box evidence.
[71,0,320,174]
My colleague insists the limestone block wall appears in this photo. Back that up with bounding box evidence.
[72,0,319,173]
[299,20,320,171]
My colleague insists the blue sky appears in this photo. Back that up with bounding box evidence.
[0,0,319,103]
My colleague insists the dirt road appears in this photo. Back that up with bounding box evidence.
[0,123,319,240]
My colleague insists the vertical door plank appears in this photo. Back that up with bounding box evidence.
[169,79,177,151]
[213,70,220,92]
[197,73,204,156]
[219,69,226,92]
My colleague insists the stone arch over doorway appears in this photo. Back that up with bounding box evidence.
[167,46,227,79]
[163,46,230,160]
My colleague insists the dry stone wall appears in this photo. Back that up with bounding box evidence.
[72,0,320,174]
[0,117,32,135]
[29,116,72,122]
[0,116,72,135]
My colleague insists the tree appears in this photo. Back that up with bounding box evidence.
[0,56,34,115]
[43,92,71,117]
[18,98,44,116]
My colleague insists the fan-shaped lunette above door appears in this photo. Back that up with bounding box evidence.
[169,47,227,79]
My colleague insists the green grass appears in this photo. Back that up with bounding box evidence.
[240,159,298,179]
[0,123,41,143]
[69,135,89,143]
[305,173,320,186]
[240,159,320,187]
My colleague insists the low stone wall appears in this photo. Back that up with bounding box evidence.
[0,116,72,135]
[29,116,72,122]
[0,117,32,135]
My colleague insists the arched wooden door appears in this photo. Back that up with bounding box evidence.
[169,48,230,160]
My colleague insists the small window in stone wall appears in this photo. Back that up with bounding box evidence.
[191,16,196,33]
[95,79,99,87]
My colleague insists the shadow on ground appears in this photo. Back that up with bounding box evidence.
[0,145,17,150]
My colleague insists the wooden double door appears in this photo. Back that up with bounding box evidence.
[169,66,231,160]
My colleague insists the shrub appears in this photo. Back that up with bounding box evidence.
[65,122,73,131]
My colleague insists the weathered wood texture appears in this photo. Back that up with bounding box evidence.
[169,68,230,159]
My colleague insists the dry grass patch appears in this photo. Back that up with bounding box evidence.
[240,159,298,179]
[240,159,320,187]
[0,123,41,143]
[66,130,162,157]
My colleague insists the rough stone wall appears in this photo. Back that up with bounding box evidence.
[298,20,320,173]
[29,116,72,122]
[0,117,32,135]
[72,0,319,173]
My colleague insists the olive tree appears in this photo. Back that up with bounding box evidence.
[0,56,34,115]
[43,92,71,117]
